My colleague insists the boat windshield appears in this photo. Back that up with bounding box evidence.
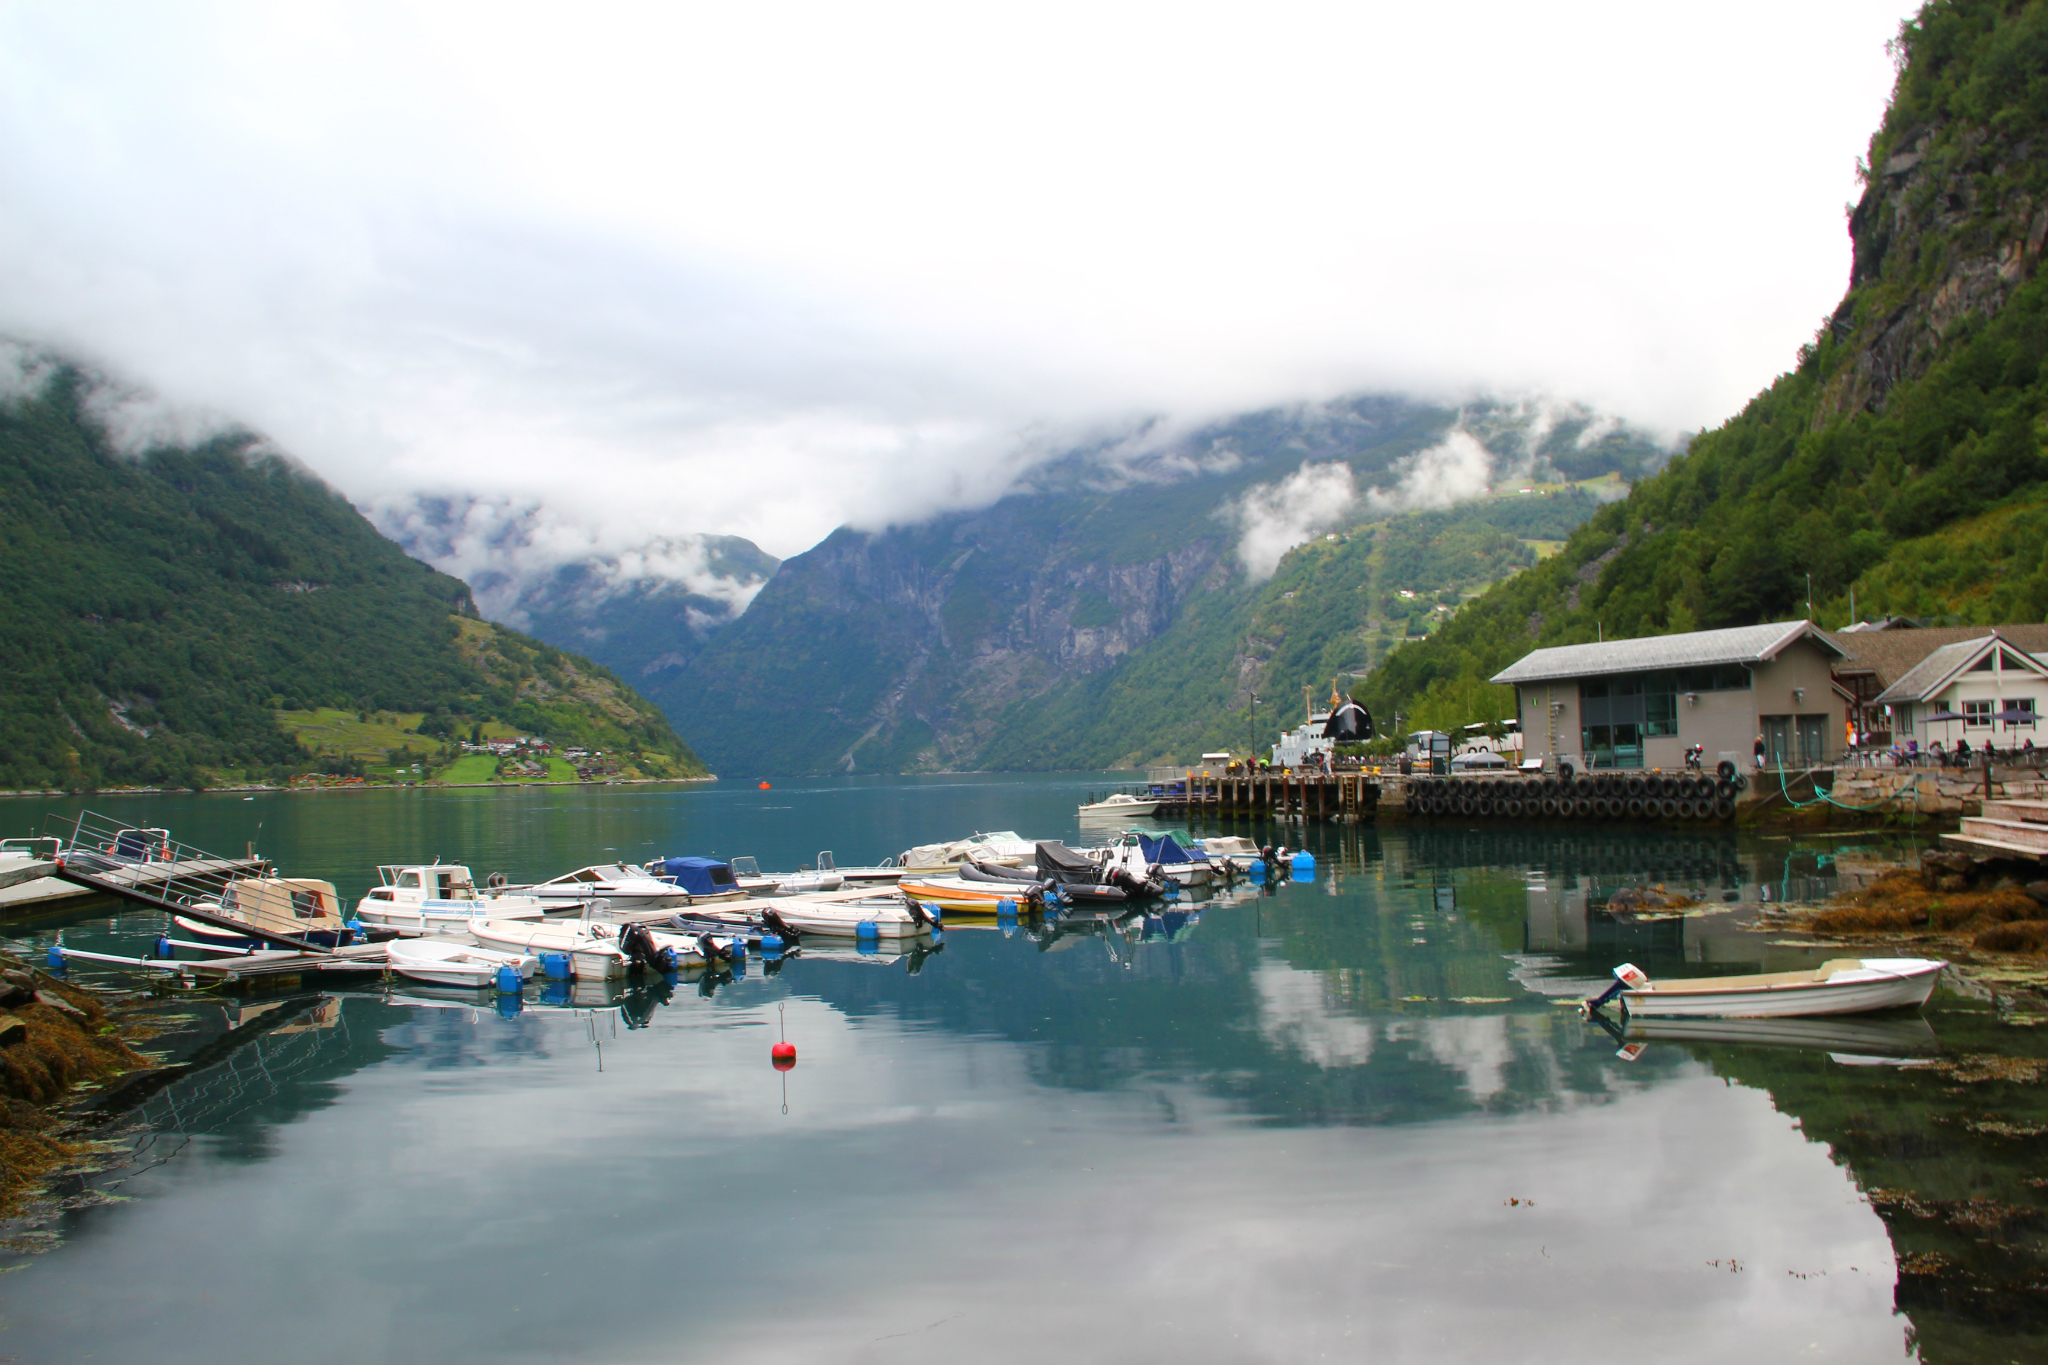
[817,851,836,871]
[730,857,761,877]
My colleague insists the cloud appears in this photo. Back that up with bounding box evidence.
[1226,460,1359,581]
[0,1,1914,558]
[1364,429,1498,515]
[369,494,775,627]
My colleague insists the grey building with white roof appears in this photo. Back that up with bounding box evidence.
[1490,621,1848,773]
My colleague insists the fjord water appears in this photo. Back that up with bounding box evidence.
[0,777,2021,1362]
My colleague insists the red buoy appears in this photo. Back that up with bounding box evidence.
[772,1040,796,1069]
[758,780,772,790]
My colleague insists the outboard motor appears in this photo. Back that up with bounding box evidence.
[696,932,734,964]
[761,908,803,944]
[619,923,675,974]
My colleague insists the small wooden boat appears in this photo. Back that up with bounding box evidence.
[1584,957,1945,1019]
[387,938,536,988]
[1077,793,1162,817]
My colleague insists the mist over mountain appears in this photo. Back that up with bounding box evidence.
[542,392,1669,775]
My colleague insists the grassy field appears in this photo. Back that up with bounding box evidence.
[275,708,426,763]
[1523,539,1567,559]
[431,754,585,784]
[436,754,499,783]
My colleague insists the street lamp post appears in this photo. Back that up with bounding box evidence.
[1250,693,1259,767]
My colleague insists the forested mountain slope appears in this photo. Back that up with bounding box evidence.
[666,395,1663,774]
[0,362,705,789]
[1360,0,2048,729]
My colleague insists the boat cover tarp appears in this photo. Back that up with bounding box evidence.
[1137,834,1201,866]
[1034,841,1103,886]
[655,856,738,897]
[1323,700,1373,741]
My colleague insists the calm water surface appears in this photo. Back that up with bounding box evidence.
[0,776,2037,1364]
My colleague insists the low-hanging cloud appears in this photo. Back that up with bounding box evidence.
[1363,430,1498,516]
[1227,461,1360,582]
[371,494,775,628]
[0,2,1908,562]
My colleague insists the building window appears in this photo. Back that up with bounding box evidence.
[1581,722,1644,768]
[1963,700,1992,729]
[2009,699,2036,729]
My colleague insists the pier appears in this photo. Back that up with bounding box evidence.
[1150,771,1381,822]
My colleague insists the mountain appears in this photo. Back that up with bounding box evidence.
[656,395,1667,775]
[1355,0,2048,732]
[0,358,707,789]
[372,498,780,718]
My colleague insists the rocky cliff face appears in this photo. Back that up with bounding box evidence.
[1819,7,2048,420]
[664,394,1668,775]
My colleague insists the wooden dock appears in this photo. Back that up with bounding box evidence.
[1153,772,1380,822]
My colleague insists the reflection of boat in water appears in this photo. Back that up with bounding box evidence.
[1617,1013,1941,1063]
[1586,957,1946,1019]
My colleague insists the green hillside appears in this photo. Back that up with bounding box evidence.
[1358,0,2048,730]
[665,394,1660,774]
[0,361,707,789]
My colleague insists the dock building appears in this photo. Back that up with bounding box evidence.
[1491,621,1847,772]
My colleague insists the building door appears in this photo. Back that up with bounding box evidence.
[1761,715,1792,767]
[1797,714,1829,767]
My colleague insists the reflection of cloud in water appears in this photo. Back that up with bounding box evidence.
[701,1078,1898,1365]
[1254,959,1376,1066]
[14,992,1902,1364]
[1253,957,1525,1104]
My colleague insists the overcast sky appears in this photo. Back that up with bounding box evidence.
[0,1,1915,559]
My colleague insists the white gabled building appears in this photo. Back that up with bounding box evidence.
[1873,629,2048,751]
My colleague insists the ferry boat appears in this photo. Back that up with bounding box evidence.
[354,864,548,935]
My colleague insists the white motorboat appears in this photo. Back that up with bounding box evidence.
[728,853,846,896]
[502,863,688,912]
[387,938,536,988]
[899,831,1037,874]
[172,877,355,949]
[727,857,778,895]
[697,889,935,939]
[355,864,549,935]
[1077,792,1163,818]
[467,917,630,979]
[1112,832,1213,887]
[1196,836,1262,875]
[1585,958,1945,1019]
[835,855,904,885]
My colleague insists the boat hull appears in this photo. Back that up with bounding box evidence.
[1623,959,1942,1019]
[468,922,629,979]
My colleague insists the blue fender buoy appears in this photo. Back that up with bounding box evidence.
[727,938,746,960]
[759,933,785,956]
[45,944,64,971]
[1291,851,1316,873]
[155,935,174,959]
[997,898,1017,919]
[1248,860,1267,881]
[542,952,572,981]
[494,964,521,993]
[856,920,880,941]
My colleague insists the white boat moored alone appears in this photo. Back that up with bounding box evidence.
[1586,957,1945,1020]
[1077,793,1162,817]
